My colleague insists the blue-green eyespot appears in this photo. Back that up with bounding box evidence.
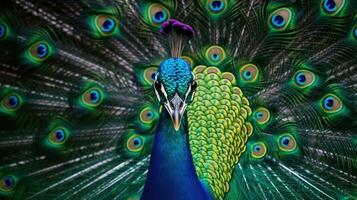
[0,175,16,192]
[205,45,226,65]
[127,134,144,153]
[321,0,345,15]
[208,0,226,13]
[147,3,170,26]
[253,107,270,125]
[321,94,343,113]
[80,87,104,108]
[278,134,297,152]
[1,92,23,114]
[251,142,267,159]
[293,70,316,88]
[240,64,259,82]
[48,127,69,145]
[270,8,292,31]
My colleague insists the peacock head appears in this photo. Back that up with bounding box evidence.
[154,58,197,131]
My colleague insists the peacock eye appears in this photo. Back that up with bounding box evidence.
[0,24,6,39]
[89,90,100,103]
[0,175,16,192]
[88,12,119,38]
[209,0,226,13]
[205,45,226,65]
[28,41,50,61]
[252,142,267,159]
[321,94,342,113]
[1,93,22,112]
[253,107,270,125]
[81,87,104,108]
[278,134,297,152]
[211,53,220,61]
[49,127,68,145]
[143,67,158,85]
[272,14,285,27]
[127,134,144,153]
[95,15,117,34]
[154,11,166,23]
[148,3,169,25]
[294,70,315,88]
[239,64,259,82]
[270,8,292,30]
[322,0,345,15]
[323,0,337,12]
[140,107,155,124]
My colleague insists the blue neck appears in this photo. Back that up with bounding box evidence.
[141,111,211,200]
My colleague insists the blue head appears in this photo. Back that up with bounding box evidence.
[154,58,197,130]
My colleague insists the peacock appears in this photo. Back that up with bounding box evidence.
[0,0,357,199]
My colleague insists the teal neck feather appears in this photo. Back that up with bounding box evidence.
[141,111,212,200]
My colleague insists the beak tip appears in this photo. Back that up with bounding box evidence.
[173,123,180,131]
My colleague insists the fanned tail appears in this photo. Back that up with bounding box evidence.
[0,0,356,199]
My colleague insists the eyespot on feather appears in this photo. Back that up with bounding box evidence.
[205,45,226,65]
[80,87,104,108]
[321,94,343,113]
[251,142,267,159]
[269,8,292,31]
[321,0,345,15]
[293,70,316,89]
[278,134,297,152]
[1,92,22,113]
[147,3,170,26]
[0,175,16,192]
[126,134,144,153]
[253,107,270,125]
[48,127,69,145]
[207,0,227,13]
[95,14,118,35]
[26,41,52,63]
[239,64,259,83]
[143,67,158,85]
[139,107,156,124]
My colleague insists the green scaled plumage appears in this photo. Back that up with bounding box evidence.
[0,0,356,199]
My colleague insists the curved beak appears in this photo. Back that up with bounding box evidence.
[164,93,187,131]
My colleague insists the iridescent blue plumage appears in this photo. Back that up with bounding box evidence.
[158,58,193,99]
[142,111,212,200]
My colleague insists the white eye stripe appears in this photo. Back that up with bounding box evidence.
[154,86,161,102]
[154,72,159,82]
[182,72,196,102]
[154,72,161,102]
[161,85,168,100]
[153,72,170,102]
[184,84,191,102]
